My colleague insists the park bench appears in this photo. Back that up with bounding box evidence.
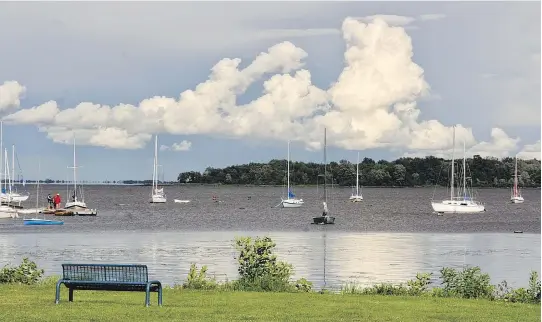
[55,263,163,307]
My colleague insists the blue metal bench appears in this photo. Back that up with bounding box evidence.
[55,263,163,307]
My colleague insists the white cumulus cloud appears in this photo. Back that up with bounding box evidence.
[517,140,541,160]
[0,81,26,111]
[0,16,529,157]
[160,140,192,152]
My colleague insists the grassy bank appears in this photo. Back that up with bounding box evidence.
[0,284,539,322]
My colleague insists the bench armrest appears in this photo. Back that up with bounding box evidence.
[148,280,162,287]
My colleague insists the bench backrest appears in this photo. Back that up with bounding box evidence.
[62,264,149,283]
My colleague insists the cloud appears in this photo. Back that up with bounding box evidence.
[0,81,26,111]
[418,14,446,21]
[357,15,416,26]
[1,16,523,157]
[160,140,192,151]
[402,127,521,159]
[517,140,541,160]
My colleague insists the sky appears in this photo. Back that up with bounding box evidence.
[0,1,540,181]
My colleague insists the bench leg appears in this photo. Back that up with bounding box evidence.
[158,285,163,307]
[55,280,63,304]
[145,284,151,307]
[69,288,74,302]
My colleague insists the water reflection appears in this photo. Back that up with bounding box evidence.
[0,231,538,290]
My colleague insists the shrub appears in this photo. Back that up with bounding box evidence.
[439,266,494,299]
[495,271,541,304]
[182,263,222,290]
[407,272,432,296]
[233,236,295,292]
[0,258,44,285]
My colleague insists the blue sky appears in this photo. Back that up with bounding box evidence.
[0,1,540,181]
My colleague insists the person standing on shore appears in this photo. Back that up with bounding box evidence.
[53,193,61,209]
[47,194,53,209]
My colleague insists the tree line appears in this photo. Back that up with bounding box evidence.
[176,155,541,188]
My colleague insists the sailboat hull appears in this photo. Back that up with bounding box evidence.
[349,195,363,202]
[510,197,524,204]
[150,195,167,203]
[312,215,335,224]
[1,193,29,202]
[431,201,485,214]
[24,218,64,225]
[281,199,304,208]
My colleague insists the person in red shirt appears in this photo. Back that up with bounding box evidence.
[53,193,61,209]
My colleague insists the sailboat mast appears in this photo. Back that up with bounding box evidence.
[463,140,466,200]
[514,156,518,196]
[73,135,77,200]
[324,128,327,203]
[11,145,14,193]
[0,120,3,193]
[287,140,290,195]
[36,160,40,217]
[450,126,455,200]
[153,135,158,191]
[356,152,359,195]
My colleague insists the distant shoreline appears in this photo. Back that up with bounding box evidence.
[13,182,541,189]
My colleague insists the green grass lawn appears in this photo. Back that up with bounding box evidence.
[0,284,539,322]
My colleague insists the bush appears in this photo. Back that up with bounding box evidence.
[439,266,494,299]
[495,271,541,304]
[233,236,295,292]
[182,264,223,290]
[0,258,44,285]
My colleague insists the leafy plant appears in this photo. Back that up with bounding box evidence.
[407,273,432,296]
[439,266,494,299]
[0,258,44,285]
[233,236,295,292]
[182,263,221,290]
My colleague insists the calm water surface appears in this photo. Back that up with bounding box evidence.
[0,185,540,289]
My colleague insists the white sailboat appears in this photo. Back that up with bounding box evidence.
[510,155,524,204]
[349,152,363,202]
[63,135,97,216]
[280,140,303,208]
[431,126,485,214]
[313,127,335,224]
[150,135,166,203]
[0,148,18,219]
[0,121,29,204]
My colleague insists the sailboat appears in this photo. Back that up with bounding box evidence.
[431,126,485,214]
[63,135,97,216]
[313,128,335,224]
[150,135,166,203]
[0,148,18,219]
[510,155,524,204]
[349,152,363,202]
[24,160,64,225]
[280,140,303,208]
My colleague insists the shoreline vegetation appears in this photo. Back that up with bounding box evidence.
[10,156,542,188]
[1,236,540,321]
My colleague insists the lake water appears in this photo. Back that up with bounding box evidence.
[0,185,540,290]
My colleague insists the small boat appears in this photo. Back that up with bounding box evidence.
[349,152,363,202]
[280,140,304,208]
[431,126,485,214]
[510,156,524,204]
[313,128,335,225]
[149,135,167,203]
[63,135,98,216]
[24,218,63,226]
[174,199,191,203]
